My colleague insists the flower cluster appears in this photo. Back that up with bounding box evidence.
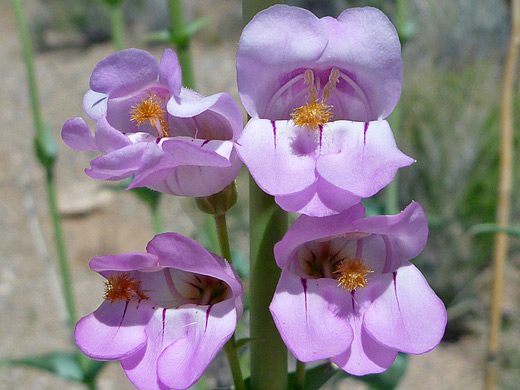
[63,3,447,389]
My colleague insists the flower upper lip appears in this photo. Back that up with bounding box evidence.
[236,5,402,122]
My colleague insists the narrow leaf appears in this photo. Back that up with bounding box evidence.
[469,223,520,237]
[0,351,107,384]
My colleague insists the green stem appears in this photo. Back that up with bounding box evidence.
[249,178,288,390]
[46,172,78,339]
[223,338,246,390]
[295,360,306,390]
[12,0,90,375]
[213,214,245,390]
[47,172,90,373]
[167,0,195,89]
[11,0,44,136]
[214,214,232,263]
[109,4,126,51]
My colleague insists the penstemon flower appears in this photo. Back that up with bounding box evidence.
[74,233,243,390]
[269,202,447,375]
[62,48,243,197]
[235,5,414,216]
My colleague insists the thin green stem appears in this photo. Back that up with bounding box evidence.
[12,0,90,375]
[213,214,245,390]
[109,4,126,51]
[11,0,44,136]
[214,214,232,263]
[167,0,195,89]
[47,172,90,373]
[249,177,288,390]
[223,338,246,390]
[46,172,77,336]
[295,360,306,390]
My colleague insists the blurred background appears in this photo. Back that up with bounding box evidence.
[0,0,519,389]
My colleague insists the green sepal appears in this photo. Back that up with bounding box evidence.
[196,182,237,216]
[34,122,57,170]
[0,351,106,384]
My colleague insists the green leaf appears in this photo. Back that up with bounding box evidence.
[183,18,208,39]
[104,178,161,209]
[172,17,208,47]
[235,337,260,350]
[130,186,162,209]
[142,30,173,44]
[0,351,106,384]
[469,223,520,237]
[292,362,339,390]
[34,122,57,170]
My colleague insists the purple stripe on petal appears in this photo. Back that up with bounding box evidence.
[205,305,212,332]
[301,278,308,318]
[271,120,277,148]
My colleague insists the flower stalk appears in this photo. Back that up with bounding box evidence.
[214,214,246,390]
[486,0,520,388]
[295,360,306,390]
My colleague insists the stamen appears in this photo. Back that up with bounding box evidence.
[322,67,340,101]
[334,258,373,292]
[130,95,171,138]
[291,68,338,130]
[104,272,149,304]
[304,69,318,102]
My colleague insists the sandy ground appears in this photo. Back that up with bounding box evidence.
[0,1,492,389]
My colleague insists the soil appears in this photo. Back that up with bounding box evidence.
[0,1,492,389]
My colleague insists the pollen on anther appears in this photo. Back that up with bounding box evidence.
[291,100,332,130]
[130,96,170,137]
[334,258,373,292]
[104,272,149,304]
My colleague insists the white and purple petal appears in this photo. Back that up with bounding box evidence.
[157,300,238,389]
[363,264,447,354]
[90,49,159,98]
[270,270,353,361]
[75,300,153,361]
